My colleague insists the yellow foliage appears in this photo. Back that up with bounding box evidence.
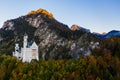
[0,65,6,79]
[28,8,54,19]
[28,11,36,15]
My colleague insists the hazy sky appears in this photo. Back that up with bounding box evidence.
[0,0,120,33]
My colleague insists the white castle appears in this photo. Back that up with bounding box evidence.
[13,33,39,62]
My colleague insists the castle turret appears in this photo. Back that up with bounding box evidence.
[23,32,28,48]
[13,43,19,56]
[15,43,19,52]
[14,43,21,59]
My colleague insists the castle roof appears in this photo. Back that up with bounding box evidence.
[16,49,21,53]
[24,32,28,36]
[27,41,34,47]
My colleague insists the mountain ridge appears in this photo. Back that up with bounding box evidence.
[93,30,120,40]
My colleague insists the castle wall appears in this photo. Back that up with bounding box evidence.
[22,48,32,62]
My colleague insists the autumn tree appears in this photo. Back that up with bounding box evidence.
[28,8,54,19]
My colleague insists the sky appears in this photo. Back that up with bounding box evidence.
[0,0,120,33]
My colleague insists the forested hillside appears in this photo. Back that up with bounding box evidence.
[0,54,120,80]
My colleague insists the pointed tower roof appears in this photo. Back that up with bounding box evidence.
[24,32,28,36]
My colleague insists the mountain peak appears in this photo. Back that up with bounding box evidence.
[70,24,90,33]
[70,24,80,31]
[27,8,54,19]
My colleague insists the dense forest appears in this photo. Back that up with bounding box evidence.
[0,38,120,80]
[0,53,120,80]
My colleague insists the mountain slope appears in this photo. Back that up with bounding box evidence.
[0,8,98,59]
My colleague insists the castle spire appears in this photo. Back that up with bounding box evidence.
[23,32,28,48]
[24,32,28,36]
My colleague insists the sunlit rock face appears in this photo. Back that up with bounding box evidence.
[70,24,80,31]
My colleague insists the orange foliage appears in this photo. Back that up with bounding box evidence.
[28,8,54,19]
[28,10,36,15]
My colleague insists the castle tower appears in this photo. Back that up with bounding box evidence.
[14,43,22,60]
[23,32,28,48]
[13,43,19,57]
[15,43,19,52]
